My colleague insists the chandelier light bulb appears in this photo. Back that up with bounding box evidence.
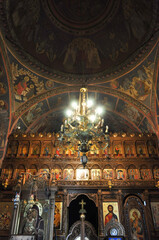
[105,125,109,133]
[61,124,64,132]
[71,101,78,109]
[76,116,81,121]
[96,106,103,115]
[101,119,104,127]
[66,109,73,117]
[89,115,96,122]
[87,99,94,108]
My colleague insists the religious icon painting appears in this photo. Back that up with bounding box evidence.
[76,169,89,180]
[20,143,29,156]
[28,166,38,176]
[128,169,140,180]
[65,148,73,156]
[153,169,159,179]
[129,208,144,240]
[90,144,99,155]
[31,143,40,156]
[140,169,152,180]
[103,202,119,226]
[147,141,157,155]
[91,169,101,180]
[63,169,74,180]
[113,144,122,156]
[0,202,13,231]
[43,144,51,156]
[103,147,110,157]
[136,144,145,156]
[148,145,156,155]
[16,165,25,179]
[20,200,47,239]
[151,202,159,229]
[6,141,18,156]
[54,202,62,230]
[103,169,114,179]
[116,169,126,180]
[125,143,134,156]
[3,165,13,180]
[39,168,50,180]
[53,169,62,180]
[56,147,63,157]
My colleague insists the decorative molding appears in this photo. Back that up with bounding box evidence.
[68,193,97,207]
[14,85,151,118]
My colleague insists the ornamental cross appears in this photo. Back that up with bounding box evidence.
[79,199,86,211]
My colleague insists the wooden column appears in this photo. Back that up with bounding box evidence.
[62,189,68,237]
[17,142,22,157]
[122,141,125,157]
[48,185,58,240]
[142,190,154,240]
[40,141,43,157]
[98,190,104,238]
[117,190,124,226]
[89,168,91,180]
[113,168,117,179]
[126,167,129,180]
[109,140,113,158]
[144,141,149,157]
[51,140,54,157]
[12,166,18,179]
[28,140,32,157]
[133,141,137,157]
[74,168,76,180]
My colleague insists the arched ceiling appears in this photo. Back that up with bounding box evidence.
[0,0,158,84]
[0,0,159,164]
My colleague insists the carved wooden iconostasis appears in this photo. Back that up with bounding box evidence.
[0,133,159,240]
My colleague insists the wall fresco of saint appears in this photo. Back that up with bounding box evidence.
[0,39,10,166]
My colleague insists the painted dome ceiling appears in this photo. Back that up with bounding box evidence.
[0,0,159,162]
[0,0,158,83]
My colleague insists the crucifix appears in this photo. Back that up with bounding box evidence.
[79,199,86,213]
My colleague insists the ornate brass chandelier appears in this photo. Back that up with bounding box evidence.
[59,88,109,167]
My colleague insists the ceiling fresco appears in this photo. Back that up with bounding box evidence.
[116,99,144,127]
[2,48,159,135]
[0,0,159,165]
[8,51,64,111]
[100,48,157,109]
[0,0,158,83]
[139,117,156,133]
